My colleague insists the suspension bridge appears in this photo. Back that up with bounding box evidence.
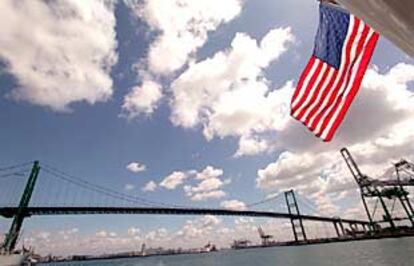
[1,148,413,253]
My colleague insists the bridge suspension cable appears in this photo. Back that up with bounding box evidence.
[0,161,307,215]
[0,162,32,180]
[295,194,323,216]
[0,169,30,179]
[0,161,288,211]
[246,193,284,208]
[41,164,192,209]
[42,164,288,211]
[0,162,34,172]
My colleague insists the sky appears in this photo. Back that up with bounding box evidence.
[0,0,414,256]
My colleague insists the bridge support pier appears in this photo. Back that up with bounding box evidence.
[333,222,341,237]
[338,219,345,235]
[362,223,369,233]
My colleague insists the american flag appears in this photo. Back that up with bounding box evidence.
[291,3,379,141]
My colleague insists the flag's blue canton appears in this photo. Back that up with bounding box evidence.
[313,5,350,69]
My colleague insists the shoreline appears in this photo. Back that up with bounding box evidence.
[40,232,414,264]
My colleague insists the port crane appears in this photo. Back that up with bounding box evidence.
[341,148,414,230]
[257,226,273,246]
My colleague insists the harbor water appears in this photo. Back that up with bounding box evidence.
[41,237,414,266]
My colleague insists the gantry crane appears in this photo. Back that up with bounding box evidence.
[257,226,273,246]
[341,148,414,230]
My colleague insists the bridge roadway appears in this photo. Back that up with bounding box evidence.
[0,207,369,225]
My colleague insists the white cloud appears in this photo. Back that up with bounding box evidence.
[257,151,319,190]
[127,227,140,237]
[0,0,117,111]
[95,230,117,238]
[95,230,108,238]
[126,162,147,173]
[182,166,230,201]
[58,228,79,240]
[145,228,169,242]
[190,190,226,202]
[195,166,224,180]
[127,0,242,75]
[175,215,222,240]
[220,200,247,210]
[186,178,225,194]
[142,180,157,192]
[122,79,163,119]
[124,184,135,191]
[37,232,50,240]
[159,171,189,190]
[158,166,230,202]
[235,135,271,157]
[121,0,243,117]
[170,27,294,155]
[201,215,221,227]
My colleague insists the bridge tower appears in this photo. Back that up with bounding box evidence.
[341,148,414,230]
[2,161,40,252]
[284,189,307,242]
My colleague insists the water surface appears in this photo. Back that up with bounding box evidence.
[43,237,414,266]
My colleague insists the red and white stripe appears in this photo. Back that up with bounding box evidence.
[291,16,379,141]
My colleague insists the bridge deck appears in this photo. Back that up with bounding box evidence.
[0,207,369,225]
